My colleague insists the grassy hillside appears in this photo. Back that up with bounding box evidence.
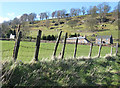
[11,13,118,43]
[2,56,120,86]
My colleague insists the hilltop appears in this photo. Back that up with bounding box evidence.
[18,13,118,43]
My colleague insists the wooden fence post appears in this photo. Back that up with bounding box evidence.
[98,44,102,58]
[61,32,67,59]
[53,31,62,58]
[115,43,118,56]
[111,45,113,56]
[13,31,22,62]
[18,24,21,32]
[98,38,102,58]
[34,30,42,61]
[74,38,78,58]
[88,43,93,58]
[16,24,21,38]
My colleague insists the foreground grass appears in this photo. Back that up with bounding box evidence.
[2,56,120,87]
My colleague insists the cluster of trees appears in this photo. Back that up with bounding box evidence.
[64,3,118,31]
[52,10,66,18]
[69,33,80,37]
[42,35,57,40]
[11,13,37,26]
[41,33,81,41]
[84,2,118,31]
[0,13,36,38]
[51,7,86,19]
[39,12,49,20]
[0,21,11,38]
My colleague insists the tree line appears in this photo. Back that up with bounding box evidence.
[0,2,119,38]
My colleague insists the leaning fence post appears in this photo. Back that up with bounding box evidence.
[53,31,62,58]
[13,31,22,62]
[88,43,93,58]
[98,38,102,58]
[18,24,21,32]
[98,44,102,58]
[16,24,21,38]
[61,32,67,59]
[111,45,113,56]
[34,30,42,61]
[74,38,78,58]
[115,43,118,56]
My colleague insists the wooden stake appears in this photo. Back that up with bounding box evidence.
[98,44,102,58]
[111,45,113,55]
[53,31,62,57]
[34,30,42,61]
[61,32,67,59]
[88,43,93,58]
[74,38,78,58]
[13,31,22,62]
[115,43,118,56]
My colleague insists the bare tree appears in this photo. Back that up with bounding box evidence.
[81,6,86,15]
[70,8,81,16]
[20,14,28,23]
[70,8,75,16]
[28,13,36,22]
[61,9,66,18]
[97,2,111,22]
[39,12,49,20]
[76,8,81,16]
[57,10,61,18]
[97,3,103,20]
[103,3,111,17]
[39,13,44,20]
[87,6,92,15]
[45,12,50,19]
[88,6,98,17]
[12,17,20,25]
[52,11,56,18]
[11,17,20,30]
[112,5,118,20]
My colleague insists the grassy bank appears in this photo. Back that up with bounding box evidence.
[1,56,120,87]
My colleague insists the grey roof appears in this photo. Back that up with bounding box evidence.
[67,36,90,42]
[67,36,85,40]
[96,35,112,39]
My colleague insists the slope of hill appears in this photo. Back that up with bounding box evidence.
[10,13,118,43]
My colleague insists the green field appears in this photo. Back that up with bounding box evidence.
[1,40,117,63]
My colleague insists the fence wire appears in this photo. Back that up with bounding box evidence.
[1,40,15,59]
[1,38,118,62]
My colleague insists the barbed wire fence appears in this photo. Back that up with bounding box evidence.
[1,27,119,62]
[1,40,15,60]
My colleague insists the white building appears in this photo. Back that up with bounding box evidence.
[10,34,15,39]
[66,36,90,44]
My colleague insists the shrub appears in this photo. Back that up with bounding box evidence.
[42,35,56,41]
[67,20,78,29]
